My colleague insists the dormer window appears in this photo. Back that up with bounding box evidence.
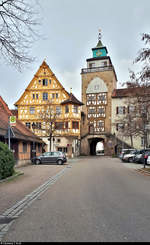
[42,79,48,86]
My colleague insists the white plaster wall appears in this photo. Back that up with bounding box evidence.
[112,97,142,149]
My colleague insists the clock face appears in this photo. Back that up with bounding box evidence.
[96,50,102,56]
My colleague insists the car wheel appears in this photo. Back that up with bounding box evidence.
[128,157,133,163]
[57,159,63,165]
[35,159,41,165]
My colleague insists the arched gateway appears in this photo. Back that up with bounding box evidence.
[89,137,104,155]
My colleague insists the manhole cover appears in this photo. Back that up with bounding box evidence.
[0,216,16,224]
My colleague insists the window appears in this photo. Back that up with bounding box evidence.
[57,139,61,143]
[30,107,35,114]
[88,107,96,114]
[49,79,51,84]
[56,93,58,99]
[43,92,48,101]
[39,80,41,84]
[42,79,48,86]
[87,94,96,101]
[36,94,38,99]
[116,123,124,131]
[72,121,79,129]
[58,147,67,153]
[64,121,68,129]
[35,122,41,129]
[97,106,105,115]
[56,106,61,115]
[73,105,78,113]
[116,106,125,114]
[97,120,104,128]
[55,122,64,130]
[23,142,27,153]
[33,94,35,99]
[128,105,135,113]
[97,93,107,103]
[52,94,55,99]
[25,122,31,129]
[65,105,69,113]
[94,85,100,91]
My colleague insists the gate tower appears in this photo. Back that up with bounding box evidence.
[80,30,117,155]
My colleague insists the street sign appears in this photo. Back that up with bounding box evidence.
[10,116,16,126]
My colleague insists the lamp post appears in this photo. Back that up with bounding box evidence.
[32,123,36,158]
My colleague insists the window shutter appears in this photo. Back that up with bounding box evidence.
[116,124,118,131]
[116,107,118,114]
[123,107,126,114]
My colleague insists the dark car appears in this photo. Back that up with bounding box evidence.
[133,149,150,164]
[31,151,67,165]
[140,150,150,165]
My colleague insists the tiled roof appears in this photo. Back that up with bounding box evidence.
[61,93,84,105]
[11,109,18,118]
[0,96,43,143]
[111,87,150,98]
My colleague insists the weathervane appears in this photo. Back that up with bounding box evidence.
[98,29,102,41]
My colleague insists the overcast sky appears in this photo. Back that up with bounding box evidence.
[0,0,150,109]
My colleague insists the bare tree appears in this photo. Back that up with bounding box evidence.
[135,33,150,83]
[38,101,58,152]
[0,0,40,70]
[120,33,150,148]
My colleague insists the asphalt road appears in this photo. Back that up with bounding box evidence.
[2,156,150,242]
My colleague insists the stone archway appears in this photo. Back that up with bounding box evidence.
[89,138,105,156]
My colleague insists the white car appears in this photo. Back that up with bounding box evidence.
[147,155,150,165]
[119,149,135,160]
[122,150,138,162]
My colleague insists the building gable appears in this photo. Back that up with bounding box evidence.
[15,60,69,106]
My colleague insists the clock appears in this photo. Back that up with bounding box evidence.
[96,50,102,57]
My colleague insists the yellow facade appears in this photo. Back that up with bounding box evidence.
[15,60,82,155]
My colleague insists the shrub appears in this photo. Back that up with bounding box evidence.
[0,142,15,180]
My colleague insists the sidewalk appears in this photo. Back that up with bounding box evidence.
[0,162,68,215]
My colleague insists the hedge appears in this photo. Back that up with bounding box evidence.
[0,142,15,180]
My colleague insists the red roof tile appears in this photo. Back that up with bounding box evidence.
[0,96,43,143]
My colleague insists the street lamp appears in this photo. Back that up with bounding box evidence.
[32,123,37,157]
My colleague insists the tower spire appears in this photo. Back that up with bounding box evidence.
[96,28,103,48]
[98,29,102,42]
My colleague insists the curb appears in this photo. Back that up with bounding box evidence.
[135,168,150,176]
[0,172,24,184]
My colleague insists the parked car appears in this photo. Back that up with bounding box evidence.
[140,150,150,165]
[133,149,150,164]
[122,150,138,162]
[119,149,135,160]
[31,151,67,165]
[147,153,150,165]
